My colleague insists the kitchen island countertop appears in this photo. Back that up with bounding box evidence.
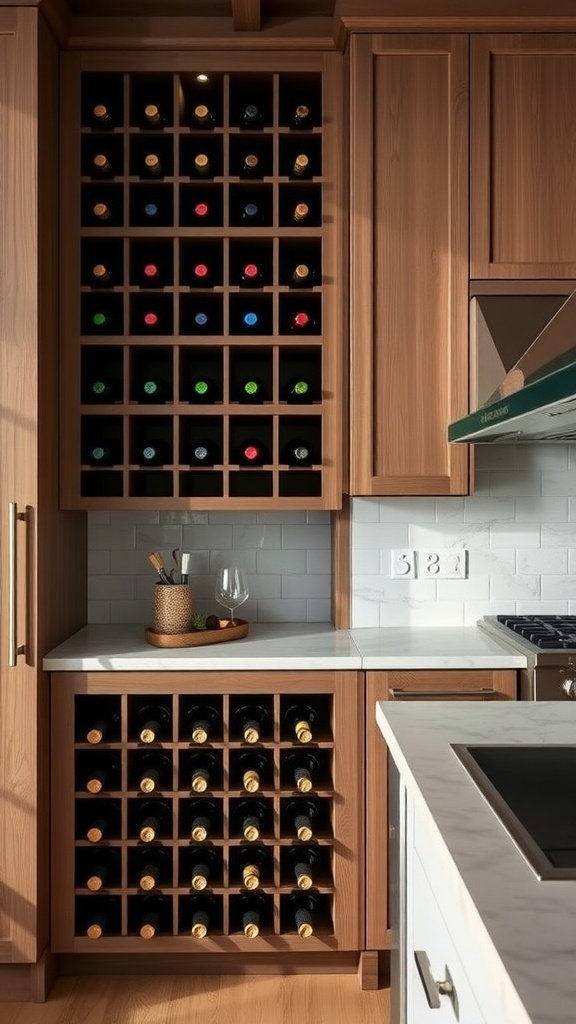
[377,701,576,1024]
[42,623,526,671]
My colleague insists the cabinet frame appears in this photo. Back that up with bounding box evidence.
[51,670,364,956]
[364,669,517,952]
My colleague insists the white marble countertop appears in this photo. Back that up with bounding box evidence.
[377,701,576,1024]
[42,624,525,671]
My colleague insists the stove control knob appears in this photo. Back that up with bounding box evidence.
[560,676,576,699]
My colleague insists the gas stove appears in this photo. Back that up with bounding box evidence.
[479,615,576,700]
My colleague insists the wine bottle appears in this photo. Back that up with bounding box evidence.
[241,153,260,177]
[189,440,221,467]
[84,802,121,843]
[291,311,315,331]
[91,263,112,285]
[242,104,263,129]
[84,757,119,794]
[92,153,112,177]
[136,799,172,843]
[143,310,162,330]
[193,104,214,127]
[136,895,167,939]
[240,311,259,330]
[236,439,269,467]
[240,263,262,287]
[233,799,269,842]
[235,376,267,404]
[143,103,163,127]
[143,153,163,177]
[288,893,318,937]
[238,893,268,938]
[290,263,315,287]
[182,702,222,744]
[231,844,270,890]
[84,709,120,744]
[233,751,270,793]
[87,444,117,467]
[141,262,162,285]
[135,704,172,744]
[292,154,309,177]
[189,847,219,891]
[85,911,108,939]
[192,201,210,221]
[185,752,221,793]
[285,845,318,890]
[189,376,222,404]
[192,262,211,285]
[138,440,172,466]
[92,103,113,128]
[194,153,211,176]
[241,202,262,224]
[139,377,170,402]
[143,202,160,220]
[188,800,218,842]
[91,311,113,330]
[283,751,320,793]
[135,847,172,891]
[286,799,317,842]
[281,375,316,403]
[137,751,173,794]
[188,895,219,937]
[292,202,309,224]
[85,376,118,402]
[291,104,311,129]
[192,311,209,330]
[92,202,112,222]
[233,702,271,744]
[84,849,120,891]
[283,703,318,743]
[281,439,314,467]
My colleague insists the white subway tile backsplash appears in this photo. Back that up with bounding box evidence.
[351,522,409,550]
[281,574,331,599]
[490,573,541,600]
[490,524,541,548]
[516,497,569,522]
[378,498,436,522]
[256,510,306,524]
[542,472,576,496]
[542,577,576,600]
[306,599,332,621]
[88,574,136,600]
[256,550,307,574]
[488,471,541,497]
[135,525,183,549]
[517,549,568,574]
[182,524,233,549]
[232,524,282,549]
[351,498,381,523]
[542,524,576,546]
[463,497,515,523]
[282,525,330,549]
[306,549,331,575]
[89,524,135,550]
[257,599,307,622]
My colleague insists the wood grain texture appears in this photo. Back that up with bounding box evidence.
[471,33,576,278]
[2,971,390,1021]
[349,34,469,497]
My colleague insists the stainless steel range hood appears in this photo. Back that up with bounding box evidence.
[449,289,576,443]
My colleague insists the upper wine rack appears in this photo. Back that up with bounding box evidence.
[60,56,345,510]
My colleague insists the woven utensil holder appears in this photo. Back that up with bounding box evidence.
[153,583,193,634]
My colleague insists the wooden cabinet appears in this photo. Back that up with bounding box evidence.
[364,669,517,953]
[348,34,470,496]
[471,33,576,279]
[0,7,86,1001]
[59,52,346,512]
[51,671,364,968]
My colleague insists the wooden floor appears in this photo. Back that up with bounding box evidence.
[4,974,390,1024]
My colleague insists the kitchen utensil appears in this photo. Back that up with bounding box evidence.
[148,551,173,585]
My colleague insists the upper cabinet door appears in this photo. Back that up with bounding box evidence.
[471,33,576,279]
[349,35,470,496]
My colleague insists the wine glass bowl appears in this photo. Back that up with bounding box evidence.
[214,567,249,626]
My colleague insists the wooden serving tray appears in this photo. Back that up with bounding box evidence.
[145,619,249,648]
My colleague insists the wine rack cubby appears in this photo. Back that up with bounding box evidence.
[60,54,345,510]
[51,671,363,954]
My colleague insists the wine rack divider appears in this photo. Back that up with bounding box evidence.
[60,52,345,510]
[51,671,363,954]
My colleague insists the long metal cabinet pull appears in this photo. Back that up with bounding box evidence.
[8,501,27,666]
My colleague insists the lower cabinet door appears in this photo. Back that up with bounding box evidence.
[407,852,487,1024]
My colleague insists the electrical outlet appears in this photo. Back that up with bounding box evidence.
[418,549,467,579]
[391,550,416,579]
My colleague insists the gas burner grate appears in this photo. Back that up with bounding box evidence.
[496,615,576,649]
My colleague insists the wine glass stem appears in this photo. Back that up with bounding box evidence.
[229,606,235,625]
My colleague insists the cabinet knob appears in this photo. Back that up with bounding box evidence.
[414,950,457,1011]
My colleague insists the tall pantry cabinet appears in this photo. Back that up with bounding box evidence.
[0,6,86,1001]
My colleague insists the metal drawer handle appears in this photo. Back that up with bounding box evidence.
[389,687,498,700]
[8,501,27,667]
[414,950,457,1011]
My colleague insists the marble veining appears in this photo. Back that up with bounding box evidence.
[378,701,576,1024]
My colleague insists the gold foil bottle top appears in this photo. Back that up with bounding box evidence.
[244,153,259,171]
[294,719,313,743]
[294,767,313,793]
[297,919,313,938]
[139,873,157,892]
[93,203,110,220]
[92,264,109,281]
[191,722,208,744]
[139,727,156,744]
[191,820,209,843]
[87,922,103,939]
[243,769,260,793]
[139,825,156,843]
[191,871,208,891]
[194,153,210,173]
[295,815,313,842]
[293,154,309,175]
[293,203,309,222]
[86,874,104,892]
[145,103,161,123]
[93,103,109,121]
[140,922,156,940]
[243,820,260,842]
[243,723,260,744]
[87,826,104,843]
[194,104,210,123]
[86,776,104,794]
[294,104,309,122]
[86,726,104,744]
[243,913,260,939]
[242,864,260,890]
[93,153,110,170]
[144,153,161,172]
[191,769,209,793]
[139,775,157,794]
[191,912,209,938]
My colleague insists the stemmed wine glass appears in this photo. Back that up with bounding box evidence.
[214,567,249,626]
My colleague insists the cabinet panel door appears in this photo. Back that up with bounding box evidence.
[349,34,469,496]
[471,33,576,278]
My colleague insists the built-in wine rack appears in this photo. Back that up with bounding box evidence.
[51,672,362,953]
[60,54,345,510]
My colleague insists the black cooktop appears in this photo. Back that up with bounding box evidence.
[497,615,576,650]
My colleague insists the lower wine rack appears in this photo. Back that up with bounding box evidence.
[51,671,363,954]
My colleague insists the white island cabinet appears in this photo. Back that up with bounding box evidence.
[378,701,576,1024]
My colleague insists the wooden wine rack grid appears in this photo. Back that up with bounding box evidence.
[51,671,363,954]
[59,53,345,510]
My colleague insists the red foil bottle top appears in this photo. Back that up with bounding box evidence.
[194,202,209,217]
[194,263,209,278]
[144,263,159,278]
[244,445,260,461]
[144,312,159,327]
[293,312,310,328]
[243,263,259,278]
